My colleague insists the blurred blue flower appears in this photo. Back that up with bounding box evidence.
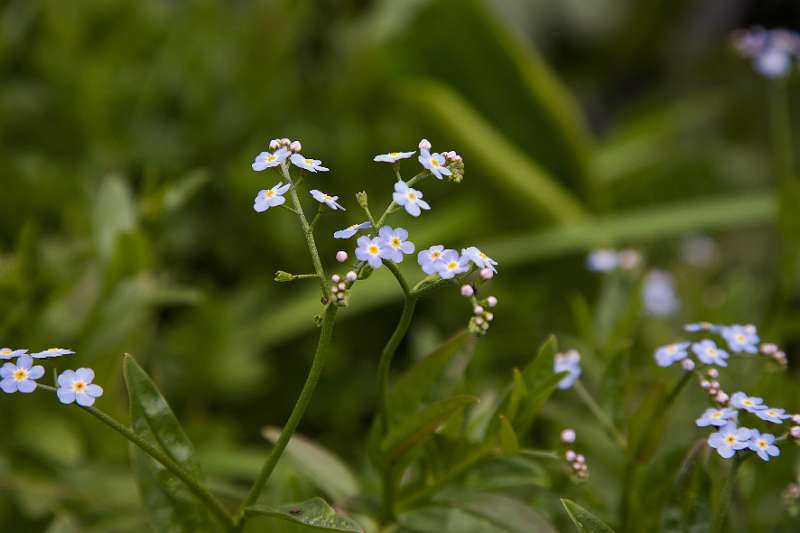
[57,368,104,407]
[708,423,753,459]
[0,355,45,394]
[754,407,791,424]
[0,348,28,360]
[290,153,329,172]
[31,347,75,359]
[554,350,582,390]
[720,324,759,354]
[684,322,719,333]
[378,226,415,263]
[692,339,729,367]
[355,236,387,269]
[654,342,690,367]
[730,391,766,413]
[733,27,800,79]
[310,189,345,211]
[462,246,498,273]
[333,221,371,239]
[586,249,618,272]
[393,180,430,217]
[418,245,448,275]
[374,151,415,163]
[643,270,680,317]
[418,149,451,180]
[435,249,469,279]
[696,407,737,427]
[254,182,291,212]
[748,430,780,461]
[252,147,289,171]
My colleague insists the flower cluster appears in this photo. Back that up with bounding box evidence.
[586,248,641,273]
[732,27,800,78]
[560,428,589,480]
[1,346,103,407]
[655,323,797,462]
[460,286,497,336]
[554,350,582,390]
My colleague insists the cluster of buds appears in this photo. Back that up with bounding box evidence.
[560,428,589,480]
[759,342,788,368]
[462,285,497,336]
[699,368,729,405]
[268,137,303,154]
[791,414,800,440]
[330,270,358,307]
[784,482,800,514]
[443,151,464,183]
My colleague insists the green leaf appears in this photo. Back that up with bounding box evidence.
[262,427,359,503]
[498,416,518,455]
[561,499,616,533]
[504,369,527,422]
[245,497,363,532]
[381,395,478,462]
[440,492,557,533]
[388,330,473,422]
[626,384,668,464]
[123,354,218,533]
[93,175,138,262]
[464,456,550,491]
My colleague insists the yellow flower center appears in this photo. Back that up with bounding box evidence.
[368,245,379,255]
[479,252,488,260]
[757,439,767,449]
[743,400,753,406]
[767,410,777,417]
[390,238,401,248]
[429,158,439,168]
[266,155,276,162]
[407,192,417,201]
[712,411,722,418]
[725,435,736,445]
[667,345,677,354]
[389,152,399,157]
[447,261,458,270]
[431,251,441,260]
[265,190,275,198]
[47,348,60,352]
[706,348,717,357]
[13,369,27,381]
[304,159,313,165]
[348,225,358,231]
[324,195,332,201]
[72,380,86,392]
[0,350,10,356]
[734,334,746,343]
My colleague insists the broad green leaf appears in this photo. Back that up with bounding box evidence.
[93,175,137,262]
[381,395,478,462]
[388,330,473,422]
[439,492,558,533]
[123,354,218,533]
[498,416,518,455]
[561,499,616,533]
[245,497,363,532]
[626,384,668,464]
[262,427,359,502]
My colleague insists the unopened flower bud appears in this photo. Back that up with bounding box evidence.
[487,296,497,307]
[460,284,474,297]
[475,317,484,326]
[419,138,431,151]
[331,274,341,283]
[681,359,695,371]
[280,137,290,146]
[346,271,357,282]
[338,282,346,291]
[336,251,348,263]
[565,450,576,461]
[791,426,800,439]
[480,268,493,280]
[576,454,585,463]
[485,313,494,322]
[760,343,778,354]
[331,286,338,293]
[561,428,576,443]
[274,270,295,282]
[715,392,729,404]
[474,305,484,315]
[269,139,280,150]
[792,414,800,424]
[290,140,302,153]
[707,368,719,378]
[356,191,369,208]
[701,380,711,389]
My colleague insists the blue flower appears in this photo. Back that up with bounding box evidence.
[642,270,680,317]
[586,249,619,272]
[435,249,469,279]
[753,407,791,424]
[730,391,766,413]
[252,147,289,171]
[378,226,415,263]
[683,322,720,333]
[333,221,371,239]
[692,339,729,367]
[418,245,448,275]
[748,430,780,461]
[696,407,737,427]
[461,246,498,273]
[733,28,800,79]
[290,153,329,172]
[355,236,388,269]
[392,180,430,217]
[310,189,345,211]
[418,149,452,180]
[554,350,581,390]
[30,347,75,359]
[720,324,759,354]
[654,342,690,367]
[0,356,45,394]
[254,182,291,212]
[57,368,104,407]
[708,423,753,459]
[0,348,28,360]
[374,151,415,163]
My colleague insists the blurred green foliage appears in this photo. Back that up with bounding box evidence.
[1,0,799,531]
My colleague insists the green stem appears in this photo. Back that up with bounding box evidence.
[519,448,561,461]
[573,380,627,449]
[385,262,411,296]
[665,370,692,407]
[377,297,418,430]
[711,456,741,533]
[768,78,794,182]
[237,304,338,521]
[36,385,234,530]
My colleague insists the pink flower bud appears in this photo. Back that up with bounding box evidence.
[336,251,348,263]
[419,138,432,151]
[701,380,711,389]
[346,271,357,282]
[681,359,695,371]
[707,368,719,378]
[460,284,474,297]
[487,296,498,307]
[791,426,800,439]
[565,450,576,461]
[331,274,340,283]
[290,140,302,153]
[715,392,729,404]
[561,429,576,443]
[331,286,338,293]
[576,454,585,463]
[485,313,494,322]
[473,305,484,315]
[338,282,346,291]
[269,139,280,150]
[480,268,493,280]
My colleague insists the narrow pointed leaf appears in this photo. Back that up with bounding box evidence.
[561,499,616,533]
[498,416,519,455]
[123,354,217,532]
[245,497,363,532]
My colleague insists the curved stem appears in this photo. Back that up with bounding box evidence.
[377,297,417,429]
[237,304,338,520]
[573,380,627,449]
[35,385,234,530]
[385,262,411,296]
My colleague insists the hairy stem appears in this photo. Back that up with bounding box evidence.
[237,304,338,521]
[36,385,234,530]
